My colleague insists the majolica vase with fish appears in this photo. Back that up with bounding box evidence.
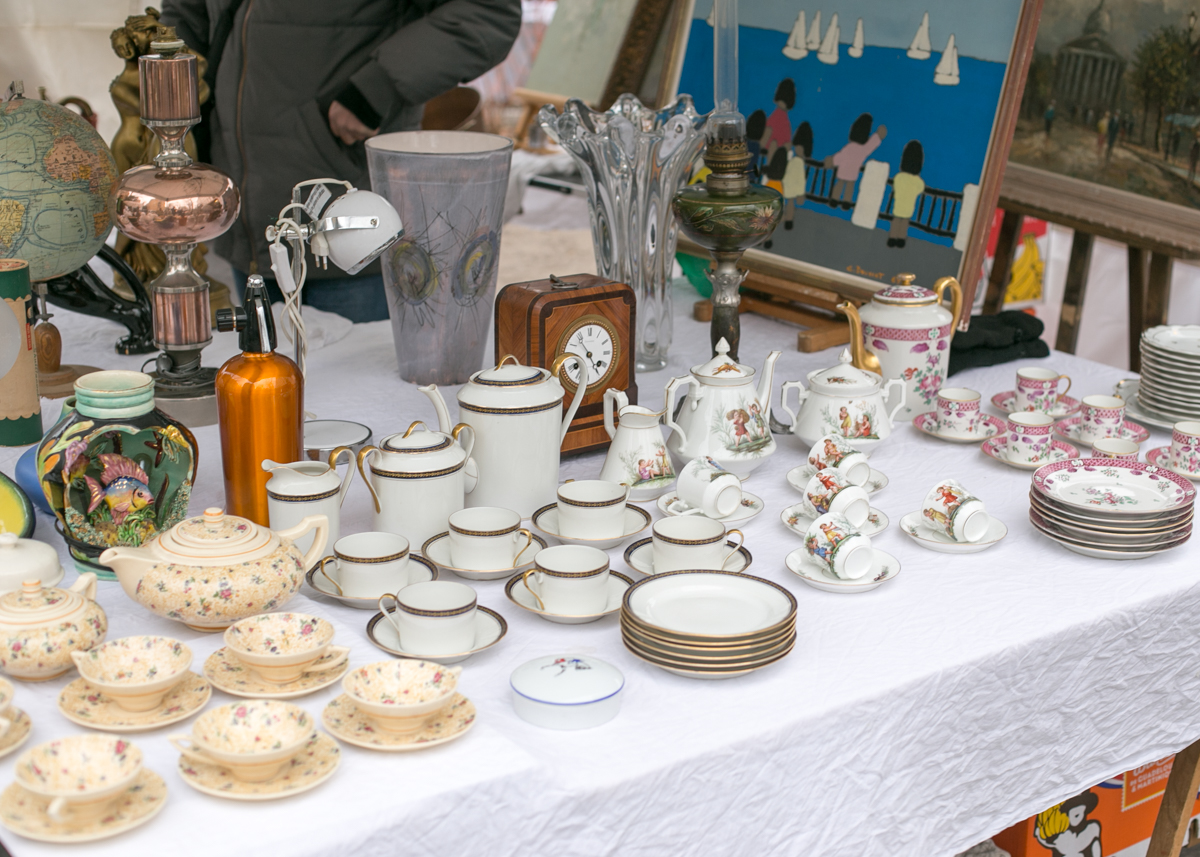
[35,370,197,578]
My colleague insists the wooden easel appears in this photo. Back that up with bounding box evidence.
[1146,737,1200,857]
[510,88,568,152]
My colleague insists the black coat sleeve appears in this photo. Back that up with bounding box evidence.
[159,0,214,57]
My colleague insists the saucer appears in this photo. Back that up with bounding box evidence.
[981,437,1080,470]
[1147,446,1200,482]
[203,648,350,699]
[898,511,1009,554]
[1053,416,1150,447]
[322,693,476,752]
[0,709,31,760]
[911,411,1004,443]
[0,768,167,843]
[655,490,765,524]
[177,731,339,801]
[780,504,888,537]
[305,554,438,609]
[421,532,547,581]
[623,537,753,576]
[504,570,633,624]
[530,504,651,550]
[784,547,900,593]
[990,391,1081,417]
[58,671,211,733]
[366,605,507,665]
[786,464,888,495]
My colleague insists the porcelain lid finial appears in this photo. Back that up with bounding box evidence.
[693,337,752,380]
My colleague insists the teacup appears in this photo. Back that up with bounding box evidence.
[71,635,192,712]
[934,387,981,437]
[1014,367,1071,412]
[1078,395,1125,443]
[521,544,610,614]
[224,613,349,685]
[800,468,869,528]
[921,479,989,543]
[803,513,872,580]
[1171,421,1200,475]
[807,433,870,486]
[1003,412,1055,465]
[671,457,742,518]
[651,516,744,574]
[557,480,629,539]
[16,735,143,823]
[380,580,477,656]
[448,507,534,570]
[170,700,314,783]
[342,660,461,736]
[317,531,412,598]
[1092,438,1139,460]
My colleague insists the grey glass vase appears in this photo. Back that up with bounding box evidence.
[539,94,708,371]
[366,131,513,385]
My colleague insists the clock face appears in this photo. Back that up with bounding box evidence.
[559,316,618,391]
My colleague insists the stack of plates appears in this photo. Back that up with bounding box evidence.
[620,570,796,679]
[1136,325,1200,422]
[1029,459,1196,560]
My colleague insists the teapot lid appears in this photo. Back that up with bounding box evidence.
[460,355,565,411]
[0,579,84,625]
[472,355,546,387]
[692,338,755,381]
[381,421,453,453]
[0,533,61,587]
[807,350,882,394]
[872,275,937,307]
[159,508,272,558]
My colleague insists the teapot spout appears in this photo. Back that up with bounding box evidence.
[757,349,782,409]
[418,384,453,434]
[837,301,882,375]
[98,547,156,602]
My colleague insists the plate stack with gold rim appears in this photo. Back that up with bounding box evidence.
[620,570,796,679]
[1029,458,1195,560]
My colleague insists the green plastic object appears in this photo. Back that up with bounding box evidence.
[676,253,713,298]
[0,472,35,538]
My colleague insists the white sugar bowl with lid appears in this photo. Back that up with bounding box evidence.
[357,420,477,548]
[99,507,327,632]
[510,654,624,730]
[0,573,107,681]
[779,349,907,455]
[0,533,65,593]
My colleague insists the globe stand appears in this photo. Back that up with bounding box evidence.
[31,284,100,398]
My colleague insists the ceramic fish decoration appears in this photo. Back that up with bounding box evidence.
[84,454,154,524]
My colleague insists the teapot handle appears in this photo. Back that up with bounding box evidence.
[882,378,908,425]
[550,353,588,446]
[328,446,355,507]
[934,276,964,338]
[68,571,97,602]
[779,381,809,431]
[355,446,381,514]
[451,424,478,495]
[663,375,695,448]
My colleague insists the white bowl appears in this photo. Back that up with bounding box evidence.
[510,654,623,730]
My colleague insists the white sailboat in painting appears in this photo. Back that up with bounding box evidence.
[817,13,839,65]
[806,11,822,51]
[783,11,808,59]
[848,17,864,58]
[934,34,960,85]
[706,2,714,27]
[907,12,931,60]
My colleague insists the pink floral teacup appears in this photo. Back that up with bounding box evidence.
[1171,421,1200,476]
[1014,368,1071,412]
[1004,412,1055,465]
[1092,438,1139,460]
[934,387,981,437]
[1078,395,1125,443]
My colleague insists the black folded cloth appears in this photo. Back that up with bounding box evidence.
[948,311,1050,376]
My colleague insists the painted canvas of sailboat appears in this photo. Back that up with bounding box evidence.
[783,11,808,60]
[934,34,960,85]
[907,12,931,60]
[806,11,822,51]
[848,18,864,58]
[706,2,714,27]
[817,13,839,65]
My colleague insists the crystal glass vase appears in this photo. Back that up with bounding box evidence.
[539,94,708,371]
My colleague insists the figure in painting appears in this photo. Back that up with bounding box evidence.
[764,79,796,162]
[781,122,812,232]
[749,403,768,439]
[837,406,853,436]
[727,408,751,447]
[1033,791,1101,857]
[746,109,768,179]
[888,140,925,248]
[826,113,887,210]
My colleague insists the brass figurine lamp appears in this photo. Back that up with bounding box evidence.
[109,29,240,426]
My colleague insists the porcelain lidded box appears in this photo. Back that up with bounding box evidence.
[99,507,328,632]
[0,573,107,681]
[510,654,624,730]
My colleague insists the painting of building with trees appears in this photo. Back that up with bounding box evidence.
[1012,0,1200,210]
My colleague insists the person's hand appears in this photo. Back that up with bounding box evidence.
[328,101,378,145]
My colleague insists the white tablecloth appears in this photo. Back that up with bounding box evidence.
[1,281,1195,857]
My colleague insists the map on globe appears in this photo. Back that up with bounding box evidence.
[0,97,119,282]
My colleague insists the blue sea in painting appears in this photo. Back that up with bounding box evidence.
[678,20,1008,257]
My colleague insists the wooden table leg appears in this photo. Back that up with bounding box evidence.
[1055,231,1095,354]
[1146,252,1174,327]
[983,211,1023,315]
[1128,247,1147,373]
[1146,738,1200,857]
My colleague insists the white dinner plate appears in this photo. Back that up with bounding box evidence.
[623,570,795,639]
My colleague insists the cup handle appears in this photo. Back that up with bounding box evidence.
[521,569,546,612]
[1057,374,1072,402]
[46,796,68,822]
[305,645,350,674]
[720,528,745,571]
[169,736,212,768]
[619,482,631,503]
[513,528,535,565]
[316,557,344,596]
[378,593,405,637]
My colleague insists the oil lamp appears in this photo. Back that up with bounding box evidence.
[109,29,240,426]
[673,0,782,361]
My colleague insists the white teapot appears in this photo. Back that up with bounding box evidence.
[779,349,907,456]
[663,338,781,479]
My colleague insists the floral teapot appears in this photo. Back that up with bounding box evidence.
[839,273,962,418]
[663,338,781,479]
[779,349,906,456]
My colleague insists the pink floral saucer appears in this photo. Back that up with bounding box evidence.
[981,437,1080,471]
[1147,446,1200,482]
[1053,416,1150,446]
[912,411,1004,444]
[990,391,1081,418]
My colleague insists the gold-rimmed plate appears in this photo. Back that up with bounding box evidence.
[623,637,795,680]
[621,570,796,644]
[305,554,437,609]
[366,605,507,665]
[621,626,796,664]
[421,532,546,581]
